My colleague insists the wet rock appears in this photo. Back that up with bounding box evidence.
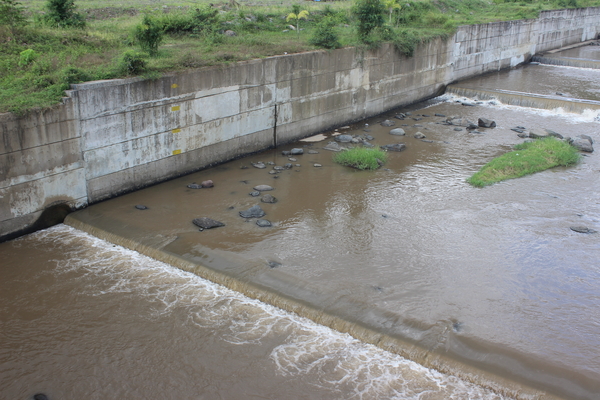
[466,122,478,130]
[256,219,272,227]
[422,114,430,117]
[529,129,549,139]
[380,143,406,152]
[478,118,496,128]
[571,136,594,152]
[362,140,375,147]
[239,205,266,218]
[252,162,266,169]
[240,165,248,169]
[281,150,291,156]
[295,164,301,167]
[395,113,406,119]
[268,261,282,268]
[517,132,528,138]
[290,148,304,155]
[454,127,463,131]
[284,163,293,169]
[421,139,434,143]
[365,134,374,141]
[135,205,148,210]
[187,183,203,189]
[461,101,477,106]
[201,180,214,188]
[314,163,322,167]
[414,132,426,139]
[288,157,297,162]
[581,134,594,144]
[261,194,278,203]
[249,191,260,197]
[380,119,395,127]
[511,127,525,134]
[323,142,343,152]
[351,137,361,144]
[389,128,406,136]
[269,170,277,175]
[413,124,423,127]
[334,134,353,143]
[435,113,446,117]
[413,117,423,122]
[193,217,225,229]
[273,166,284,171]
[570,226,597,233]
[545,129,563,139]
[253,184,273,191]
[376,158,384,166]
[308,150,320,154]
[267,161,275,165]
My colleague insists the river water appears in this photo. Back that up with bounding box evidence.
[2,45,599,399]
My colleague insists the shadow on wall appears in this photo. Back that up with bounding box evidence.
[0,203,72,243]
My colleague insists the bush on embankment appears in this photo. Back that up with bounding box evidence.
[2,0,600,114]
[467,137,581,187]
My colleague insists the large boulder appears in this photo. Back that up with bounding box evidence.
[571,136,594,152]
[478,118,496,128]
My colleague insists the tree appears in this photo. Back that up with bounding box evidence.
[353,0,385,43]
[135,15,164,56]
[286,9,309,38]
[383,0,401,25]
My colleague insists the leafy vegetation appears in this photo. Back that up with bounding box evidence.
[2,0,600,113]
[334,147,388,170]
[467,137,580,187]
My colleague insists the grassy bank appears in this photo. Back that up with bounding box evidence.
[2,0,600,113]
[467,137,581,187]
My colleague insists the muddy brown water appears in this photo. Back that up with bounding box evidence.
[2,46,599,399]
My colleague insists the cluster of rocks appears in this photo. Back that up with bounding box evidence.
[511,126,594,152]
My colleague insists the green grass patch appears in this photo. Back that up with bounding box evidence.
[333,147,388,170]
[467,137,580,187]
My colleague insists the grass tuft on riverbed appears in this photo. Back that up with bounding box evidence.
[334,147,388,170]
[467,137,580,187]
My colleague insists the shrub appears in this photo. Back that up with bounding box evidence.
[42,0,86,29]
[0,0,27,32]
[135,15,163,56]
[119,50,147,74]
[353,0,385,43]
[333,147,388,170]
[310,17,341,49]
[18,49,37,67]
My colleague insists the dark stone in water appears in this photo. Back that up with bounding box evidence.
[252,162,266,169]
[268,261,282,268]
[187,183,203,189]
[240,205,266,218]
[395,113,406,119]
[34,395,49,400]
[570,226,597,234]
[545,129,563,139]
[261,194,278,203]
[478,118,496,128]
[389,128,406,136]
[256,219,272,227]
[193,217,225,229]
[135,205,148,210]
[334,134,353,143]
[454,127,463,131]
[380,143,406,152]
[290,148,304,155]
[250,191,260,197]
[453,322,464,332]
[421,139,434,143]
[435,113,446,117]
[380,119,395,127]
[511,127,525,134]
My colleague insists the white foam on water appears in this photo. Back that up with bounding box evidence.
[27,225,507,399]
[441,94,600,123]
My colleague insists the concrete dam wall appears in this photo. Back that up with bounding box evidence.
[2,7,600,241]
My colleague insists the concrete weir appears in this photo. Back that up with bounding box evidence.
[2,7,600,240]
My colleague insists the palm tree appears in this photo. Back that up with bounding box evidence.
[286,9,309,37]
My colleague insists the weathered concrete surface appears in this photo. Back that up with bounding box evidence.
[2,7,600,240]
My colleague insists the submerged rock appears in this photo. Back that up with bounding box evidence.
[135,205,148,210]
[256,219,272,227]
[193,217,225,229]
[389,128,406,136]
[380,119,395,127]
[334,134,353,143]
[187,183,203,189]
[249,191,260,197]
[239,205,266,218]
[570,226,597,234]
[380,143,406,152]
[253,184,274,191]
[323,142,343,152]
[268,261,282,268]
[290,148,304,155]
[414,132,426,139]
[261,194,278,203]
[252,162,266,169]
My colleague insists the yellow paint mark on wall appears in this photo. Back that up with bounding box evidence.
[172,128,181,134]
[172,149,181,155]
[171,105,180,112]
[171,83,178,89]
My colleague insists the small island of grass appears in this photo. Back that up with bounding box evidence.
[333,147,388,170]
[467,137,580,187]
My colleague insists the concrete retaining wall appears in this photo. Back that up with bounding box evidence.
[2,7,600,240]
